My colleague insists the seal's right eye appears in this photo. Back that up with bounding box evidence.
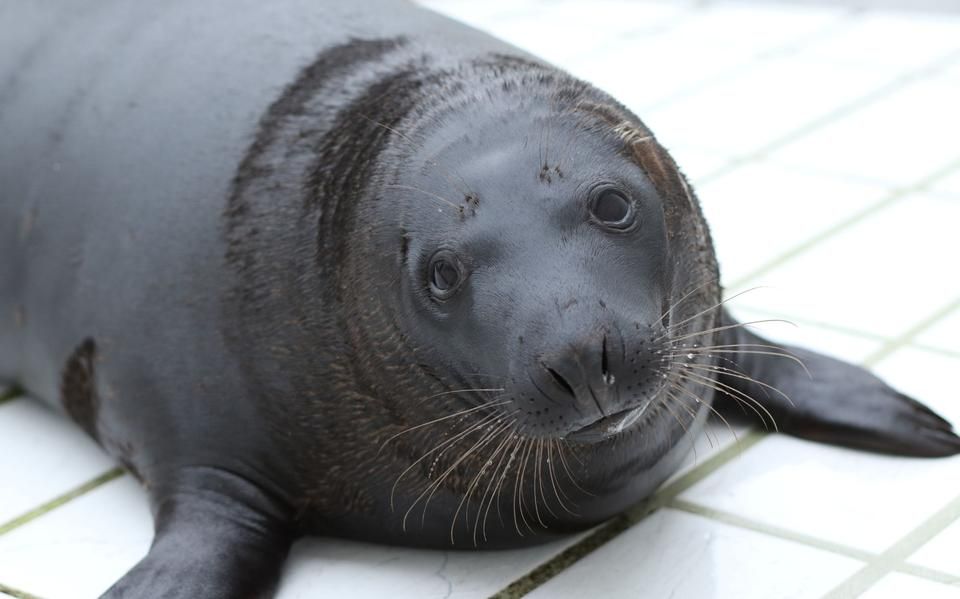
[589,188,636,230]
[428,251,463,299]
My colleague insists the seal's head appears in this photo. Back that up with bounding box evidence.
[397,103,675,443]
[324,58,722,538]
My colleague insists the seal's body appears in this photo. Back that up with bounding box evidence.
[2,1,957,597]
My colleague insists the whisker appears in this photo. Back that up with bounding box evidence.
[535,439,558,520]
[668,382,739,447]
[676,371,778,432]
[410,417,508,531]
[546,439,578,516]
[658,286,769,338]
[658,391,692,447]
[516,439,539,533]
[414,387,506,406]
[673,361,795,408]
[477,430,517,543]
[378,399,510,456]
[359,114,474,195]
[555,439,593,496]
[665,319,797,345]
[506,436,527,537]
[384,184,461,212]
[450,421,513,545]
[668,345,810,378]
[390,411,499,511]
[654,276,720,328]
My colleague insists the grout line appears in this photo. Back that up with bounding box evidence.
[895,563,960,587]
[0,468,124,537]
[489,432,765,598]
[730,305,893,343]
[863,297,960,367]
[725,156,960,291]
[730,304,960,361]
[669,498,876,562]
[0,387,22,406]
[697,46,960,188]
[641,8,863,115]
[0,583,44,599]
[726,189,903,289]
[573,2,722,63]
[821,492,960,599]
[912,343,960,361]
[672,500,960,589]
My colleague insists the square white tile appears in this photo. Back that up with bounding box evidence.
[679,433,960,553]
[654,2,843,59]
[642,55,895,157]
[695,161,889,284]
[909,518,960,578]
[796,12,960,72]
[860,572,960,599]
[728,194,960,338]
[278,533,584,599]
[0,477,151,599]
[0,398,116,526]
[771,74,960,185]
[560,3,844,114]
[526,508,863,599]
[930,168,960,198]
[561,34,750,115]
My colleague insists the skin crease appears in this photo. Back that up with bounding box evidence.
[0,1,957,597]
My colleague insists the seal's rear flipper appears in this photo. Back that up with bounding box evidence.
[712,309,960,457]
[102,468,294,599]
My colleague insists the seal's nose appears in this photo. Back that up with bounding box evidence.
[539,332,617,415]
[531,325,665,441]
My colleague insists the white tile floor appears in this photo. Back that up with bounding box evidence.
[2,1,960,598]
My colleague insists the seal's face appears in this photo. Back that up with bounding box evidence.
[394,107,675,443]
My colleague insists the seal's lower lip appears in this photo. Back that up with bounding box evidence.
[564,401,652,443]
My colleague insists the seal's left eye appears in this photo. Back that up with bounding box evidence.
[590,189,634,229]
[428,252,463,299]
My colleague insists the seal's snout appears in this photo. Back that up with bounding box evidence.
[537,331,617,413]
[521,323,667,442]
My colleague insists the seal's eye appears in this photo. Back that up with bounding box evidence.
[590,189,635,230]
[428,251,463,299]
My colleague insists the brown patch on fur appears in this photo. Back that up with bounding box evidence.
[61,338,100,442]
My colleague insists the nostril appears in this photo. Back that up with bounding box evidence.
[601,335,608,376]
[601,335,615,386]
[543,363,576,398]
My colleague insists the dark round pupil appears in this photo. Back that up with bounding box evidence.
[432,260,458,290]
[594,190,630,223]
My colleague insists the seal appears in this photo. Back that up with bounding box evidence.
[1,1,957,597]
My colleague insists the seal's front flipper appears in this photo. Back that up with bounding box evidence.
[710,309,960,457]
[102,468,294,599]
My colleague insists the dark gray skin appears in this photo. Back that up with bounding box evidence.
[1,1,958,597]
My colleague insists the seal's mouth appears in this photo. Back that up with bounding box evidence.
[564,398,655,443]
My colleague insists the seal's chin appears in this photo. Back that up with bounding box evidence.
[564,396,657,443]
